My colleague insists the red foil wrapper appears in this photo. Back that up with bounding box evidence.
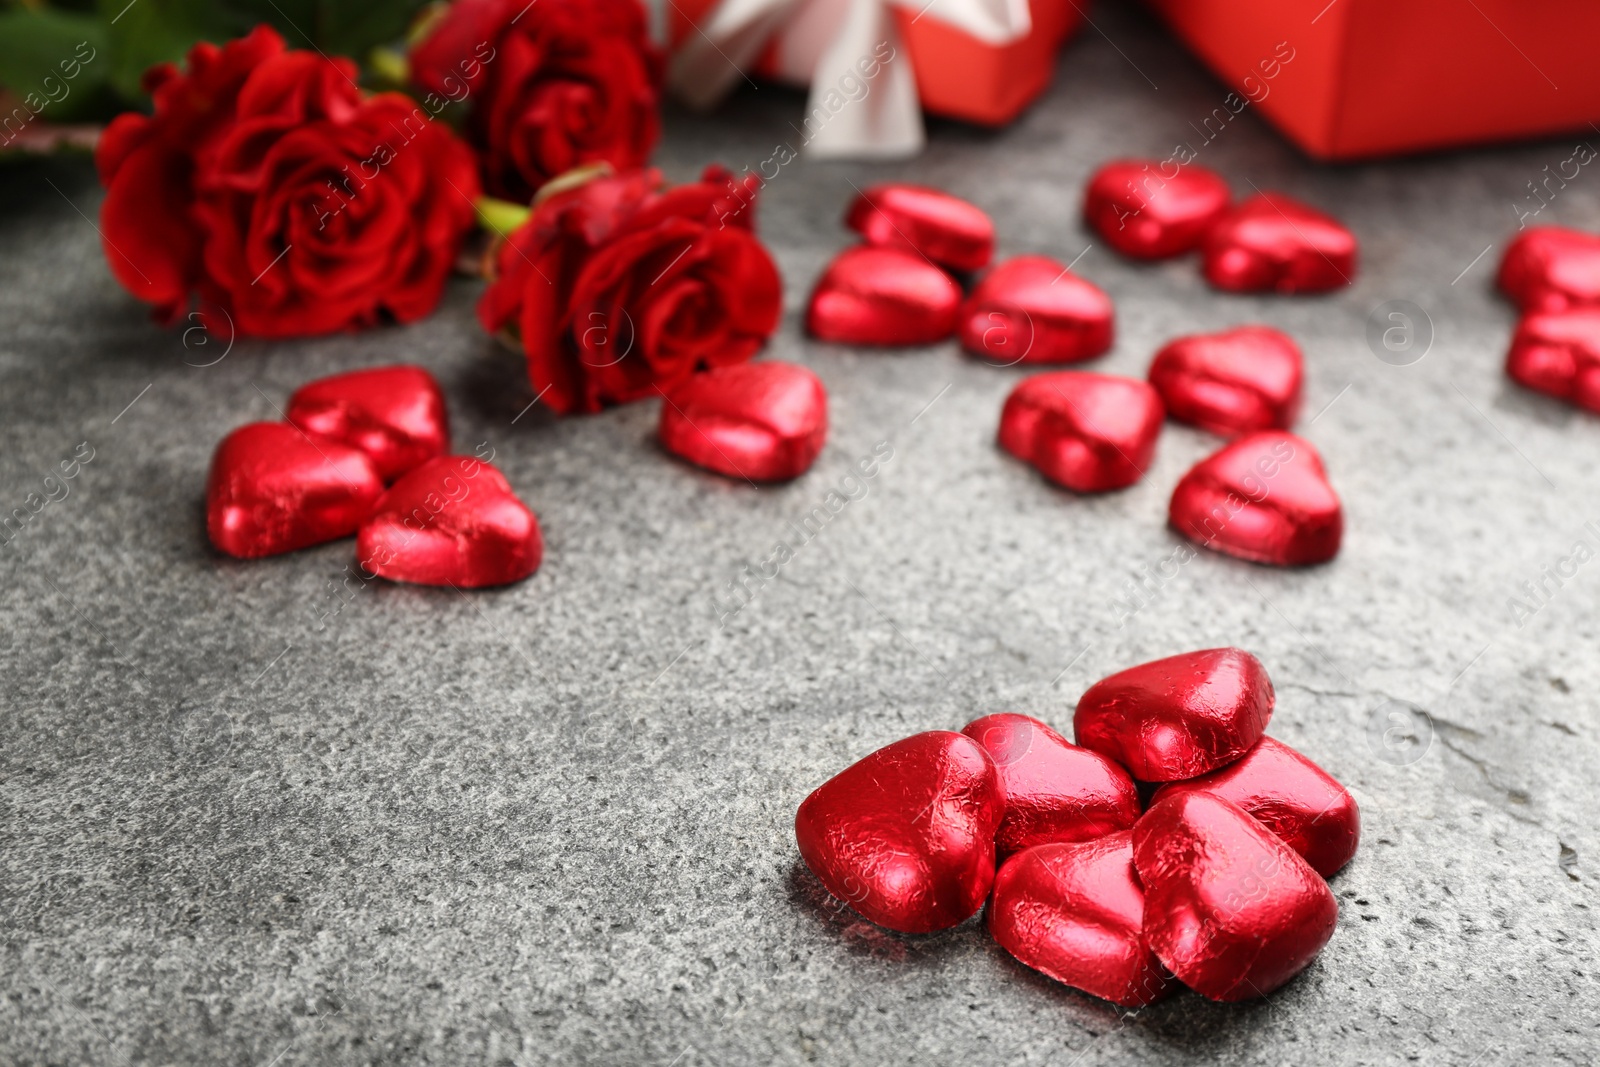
[988,832,1175,1007]
[795,731,1003,934]
[287,365,450,483]
[998,371,1163,492]
[659,361,829,481]
[1169,431,1343,566]
[1074,647,1274,783]
[1133,792,1338,1001]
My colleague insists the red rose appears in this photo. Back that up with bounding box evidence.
[410,0,663,202]
[478,167,782,415]
[97,26,480,337]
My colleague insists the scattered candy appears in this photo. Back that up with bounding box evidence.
[961,713,1140,854]
[998,371,1163,492]
[1169,431,1343,566]
[1083,160,1232,260]
[807,245,962,346]
[286,365,450,483]
[794,731,1003,934]
[845,183,995,273]
[1201,193,1357,294]
[1153,736,1360,877]
[1074,648,1274,782]
[1497,226,1600,313]
[1133,792,1338,1001]
[959,255,1115,364]
[206,422,384,559]
[659,361,828,481]
[1147,326,1303,436]
[1505,308,1600,413]
[356,455,542,588]
[988,832,1174,1007]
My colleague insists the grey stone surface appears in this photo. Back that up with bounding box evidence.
[2,4,1598,1064]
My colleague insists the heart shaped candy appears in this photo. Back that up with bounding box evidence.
[988,832,1174,1007]
[1133,792,1338,1001]
[287,365,450,483]
[659,361,828,481]
[1506,308,1600,413]
[1497,226,1600,313]
[1169,431,1342,566]
[1084,160,1232,260]
[794,731,1003,934]
[1148,326,1303,436]
[1074,647,1274,782]
[206,422,385,559]
[1201,193,1357,294]
[356,455,542,588]
[959,255,1115,364]
[998,371,1163,492]
[845,183,994,273]
[1153,736,1360,877]
[807,245,962,346]
[961,713,1140,854]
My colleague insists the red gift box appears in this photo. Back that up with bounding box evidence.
[1145,0,1600,160]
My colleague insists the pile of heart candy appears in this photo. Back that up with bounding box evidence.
[796,648,1359,1005]
[205,365,543,587]
[786,161,1353,566]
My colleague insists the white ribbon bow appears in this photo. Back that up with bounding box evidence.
[664,0,1033,159]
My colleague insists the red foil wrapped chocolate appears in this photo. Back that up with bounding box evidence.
[998,371,1163,493]
[846,183,994,273]
[1074,647,1274,782]
[659,361,828,481]
[287,365,450,483]
[356,455,542,588]
[1153,736,1360,877]
[1498,227,1600,314]
[1083,160,1232,260]
[1133,792,1338,1001]
[1505,308,1600,412]
[961,713,1141,854]
[206,422,384,559]
[794,731,1003,934]
[1202,193,1357,294]
[959,255,1115,364]
[1147,326,1303,436]
[988,832,1174,1007]
[807,246,962,346]
[1169,431,1343,566]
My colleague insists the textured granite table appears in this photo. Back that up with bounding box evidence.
[3,3,1598,1064]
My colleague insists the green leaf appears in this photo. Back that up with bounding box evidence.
[228,0,429,62]
[97,0,244,103]
[0,9,112,122]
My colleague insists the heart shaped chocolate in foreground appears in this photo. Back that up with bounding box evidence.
[1505,308,1600,413]
[1201,193,1356,294]
[794,731,1003,934]
[287,364,450,483]
[1074,647,1274,782]
[1133,792,1338,1001]
[356,455,542,588]
[845,183,994,273]
[998,371,1163,492]
[988,832,1174,1007]
[1153,736,1360,877]
[959,255,1114,364]
[1169,431,1342,566]
[961,713,1140,854]
[659,361,828,481]
[1083,159,1232,260]
[1148,326,1303,436]
[206,422,384,559]
[807,245,962,346]
[1497,226,1600,313]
